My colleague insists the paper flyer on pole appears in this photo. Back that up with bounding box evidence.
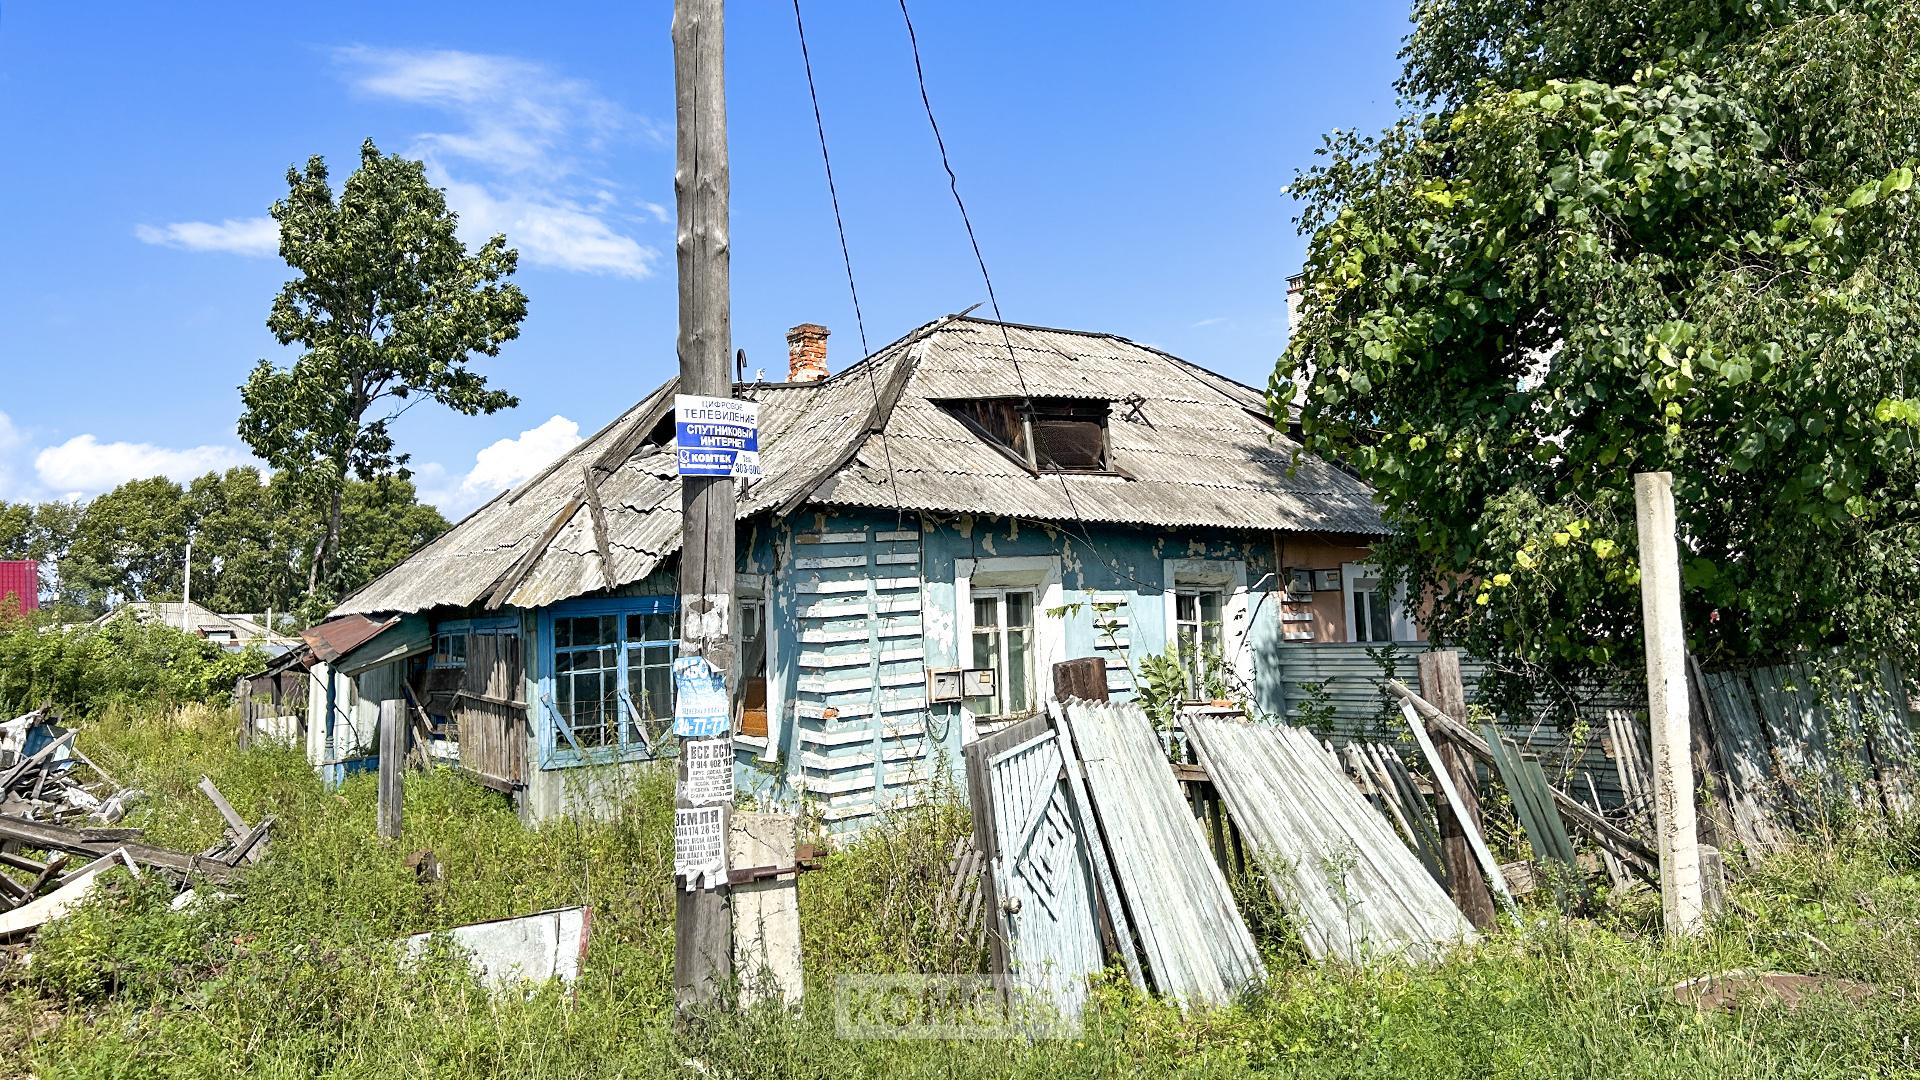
[671,656,730,737]
[683,737,734,806]
[674,806,726,890]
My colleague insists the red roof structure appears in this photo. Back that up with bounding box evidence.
[0,561,39,614]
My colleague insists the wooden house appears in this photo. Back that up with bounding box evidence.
[303,314,1416,828]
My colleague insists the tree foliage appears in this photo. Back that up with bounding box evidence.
[1280,0,1920,696]
[0,470,447,621]
[238,139,525,602]
[0,614,263,716]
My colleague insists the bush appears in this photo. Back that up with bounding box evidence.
[0,613,263,716]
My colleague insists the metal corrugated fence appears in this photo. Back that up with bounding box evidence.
[1273,643,1638,807]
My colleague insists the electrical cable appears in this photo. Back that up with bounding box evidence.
[895,0,1165,593]
[792,0,905,528]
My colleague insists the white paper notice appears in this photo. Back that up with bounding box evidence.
[683,737,734,807]
[675,806,726,890]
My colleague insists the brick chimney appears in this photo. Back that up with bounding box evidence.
[786,323,829,383]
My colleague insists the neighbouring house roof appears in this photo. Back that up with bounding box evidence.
[333,314,1385,618]
[97,601,299,653]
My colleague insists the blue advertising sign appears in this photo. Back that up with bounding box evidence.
[675,394,761,478]
[671,655,732,738]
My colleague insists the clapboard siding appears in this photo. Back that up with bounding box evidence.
[789,519,933,828]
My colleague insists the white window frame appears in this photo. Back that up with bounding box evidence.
[954,556,1064,744]
[1162,558,1252,698]
[1341,562,1417,642]
[733,573,780,760]
[967,586,1038,718]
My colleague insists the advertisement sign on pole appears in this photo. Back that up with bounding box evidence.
[675,394,761,478]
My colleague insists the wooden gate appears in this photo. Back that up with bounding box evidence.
[982,726,1105,1019]
[455,633,527,790]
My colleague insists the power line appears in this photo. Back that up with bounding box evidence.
[895,0,1159,592]
[792,0,904,524]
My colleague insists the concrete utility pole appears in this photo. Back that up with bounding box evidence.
[672,0,735,1010]
[1633,471,1704,936]
[181,535,193,631]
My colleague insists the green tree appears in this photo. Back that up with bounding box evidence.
[64,478,190,608]
[0,499,85,610]
[1280,0,1920,700]
[238,138,526,605]
[185,467,304,618]
[320,476,449,611]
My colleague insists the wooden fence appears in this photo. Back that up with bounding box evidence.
[1271,642,1637,807]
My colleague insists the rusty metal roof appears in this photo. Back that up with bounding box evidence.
[333,314,1384,617]
[302,613,400,663]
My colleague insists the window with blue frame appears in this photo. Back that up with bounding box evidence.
[544,598,678,765]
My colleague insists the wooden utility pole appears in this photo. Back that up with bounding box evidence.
[672,0,735,1010]
[376,698,403,839]
[1634,471,1704,936]
[1415,649,1497,929]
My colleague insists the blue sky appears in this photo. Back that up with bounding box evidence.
[0,2,1409,517]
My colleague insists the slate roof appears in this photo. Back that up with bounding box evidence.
[333,314,1384,617]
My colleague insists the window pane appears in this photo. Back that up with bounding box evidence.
[973,595,999,629]
[1006,591,1034,629]
[1371,592,1393,642]
[741,602,769,679]
[554,619,573,649]
[970,626,999,713]
[1176,592,1198,623]
[1200,591,1224,633]
[1006,627,1032,712]
[644,645,675,722]
[1177,623,1200,698]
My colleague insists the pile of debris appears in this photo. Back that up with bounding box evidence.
[1,708,270,944]
[963,687,1475,1021]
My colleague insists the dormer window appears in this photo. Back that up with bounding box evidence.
[941,397,1115,474]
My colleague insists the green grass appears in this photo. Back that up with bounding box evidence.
[4,703,1919,1078]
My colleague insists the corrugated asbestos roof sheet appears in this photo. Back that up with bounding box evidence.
[333,315,1384,617]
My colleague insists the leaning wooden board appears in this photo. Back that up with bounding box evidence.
[1059,701,1263,1007]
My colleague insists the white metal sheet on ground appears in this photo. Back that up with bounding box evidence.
[0,848,138,941]
[985,729,1105,1021]
[401,906,590,989]
[1060,701,1264,1006]
[1188,715,1473,963]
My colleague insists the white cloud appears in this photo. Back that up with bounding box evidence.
[416,415,584,518]
[464,415,582,496]
[136,47,661,279]
[33,435,254,499]
[334,46,658,278]
[441,178,657,278]
[133,217,279,257]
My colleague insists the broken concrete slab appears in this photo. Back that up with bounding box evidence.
[1672,969,1875,1012]
[730,811,802,1008]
